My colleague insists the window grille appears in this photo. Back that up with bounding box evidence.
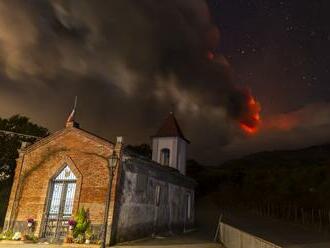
[43,165,77,241]
[55,165,77,181]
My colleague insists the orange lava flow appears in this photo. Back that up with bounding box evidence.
[239,94,261,135]
[240,122,258,134]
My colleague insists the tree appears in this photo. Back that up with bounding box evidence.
[0,115,48,181]
[125,143,152,159]
[0,115,48,226]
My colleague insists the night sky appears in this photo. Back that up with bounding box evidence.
[210,0,330,114]
[0,0,330,165]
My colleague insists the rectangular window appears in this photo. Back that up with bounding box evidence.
[186,193,192,220]
[155,185,161,206]
[63,183,76,215]
[49,183,63,215]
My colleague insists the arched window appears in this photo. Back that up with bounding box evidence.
[160,148,170,166]
[44,165,77,239]
[49,165,77,216]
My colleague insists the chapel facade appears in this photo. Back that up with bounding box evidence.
[4,111,196,245]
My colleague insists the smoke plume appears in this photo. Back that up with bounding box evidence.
[0,0,260,163]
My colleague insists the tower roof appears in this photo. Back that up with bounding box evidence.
[153,112,190,143]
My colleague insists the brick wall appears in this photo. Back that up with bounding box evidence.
[5,127,119,240]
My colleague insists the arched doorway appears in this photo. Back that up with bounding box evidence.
[43,165,77,241]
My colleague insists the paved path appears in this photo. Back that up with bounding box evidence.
[3,195,330,248]
[115,231,222,248]
[0,244,220,248]
[0,231,222,248]
[0,196,222,248]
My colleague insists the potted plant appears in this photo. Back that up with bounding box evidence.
[12,232,22,241]
[72,207,90,239]
[74,234,85,244]
[68,219,76,230]
[1,229,14,240]
[27,218,34,228]
[23,234,38,243]
[85,228,93,244]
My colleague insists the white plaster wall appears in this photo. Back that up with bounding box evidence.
[152,137,178,169]
[177,138,187,175]
[152,137,187,175]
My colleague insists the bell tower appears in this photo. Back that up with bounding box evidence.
[151,112,190,175]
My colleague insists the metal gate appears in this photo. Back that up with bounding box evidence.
[43,165,77,241]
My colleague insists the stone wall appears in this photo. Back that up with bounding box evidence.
[112,157,196,244]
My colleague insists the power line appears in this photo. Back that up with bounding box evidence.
[0,130,42,139]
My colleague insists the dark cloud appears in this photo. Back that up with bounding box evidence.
[0,0,258,162]
[1,1,328,164]
[0,0,259,114]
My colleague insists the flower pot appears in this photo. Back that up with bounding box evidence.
[69,225,74,230]
[85,239,90,244]
[65,237,73,243]
[27,222,33,228]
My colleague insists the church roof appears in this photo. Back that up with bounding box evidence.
[21,127,114,154]
[124,156,197,189]
[153,112,190,143]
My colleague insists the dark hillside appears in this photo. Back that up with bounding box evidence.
[187,143,330,232]
[187,143,330,208]
[222,144,330,170]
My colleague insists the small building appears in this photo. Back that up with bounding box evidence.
[4,110,196,245]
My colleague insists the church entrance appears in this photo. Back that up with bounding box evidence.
[42,165,77,241]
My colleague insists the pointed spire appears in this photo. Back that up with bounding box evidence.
[66,96,80,128]
[153,112,190,143]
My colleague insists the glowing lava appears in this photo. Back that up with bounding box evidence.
[239,94,261,135]
[240,122,257,134]
[207,51,215,60]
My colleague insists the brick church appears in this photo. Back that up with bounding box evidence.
[4,108,196,245]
